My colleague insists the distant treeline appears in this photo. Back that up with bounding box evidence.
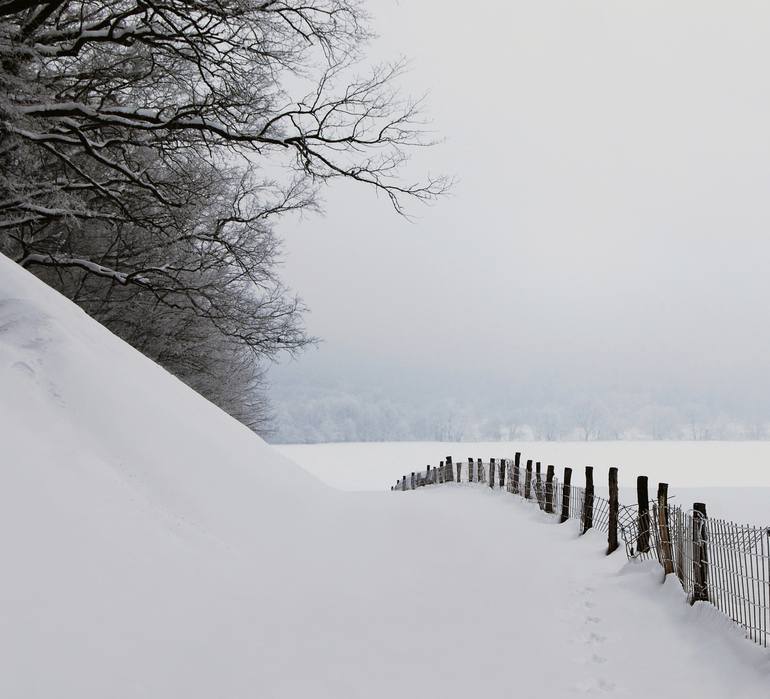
[269,389,770,443]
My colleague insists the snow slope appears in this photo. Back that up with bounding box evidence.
[2,254,769,698]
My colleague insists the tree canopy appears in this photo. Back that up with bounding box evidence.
[0,1,445,430]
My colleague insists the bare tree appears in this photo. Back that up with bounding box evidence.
[573,400,604,441]
[1,1,446,273]
[0,1,447,430]
[535,407,561,442]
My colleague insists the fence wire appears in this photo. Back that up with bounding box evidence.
[392,456,770,648]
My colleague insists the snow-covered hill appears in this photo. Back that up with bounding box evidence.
[2,254,769,698]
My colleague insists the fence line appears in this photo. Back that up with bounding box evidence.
[392,453,770,649]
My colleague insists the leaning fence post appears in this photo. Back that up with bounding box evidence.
[582,466,594,534]
[560,467,572,523]
[512,452,521,494]
[607,467,619,554]
[692,502,709,603]
[499,458,506,488]
[657,483,674,575]
[637,476,650,553]
[545,465,555,513]
[489,458,496,489]
[524,459,533,500]
[446,456,454,482]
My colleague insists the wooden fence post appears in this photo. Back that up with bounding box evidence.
[560,467,572,523]
[489,458,496,489]
[692,502,709,603]
[411,472,416,490]
[438,461,444,484]
[467,457,474,483]
[477,458,483,484]
[637,475,650,553]
[582,466,594,534]
[456,461,461,483]
[545,465,555,513]
[524,459,533,500]
[607,467,619,555]
[658,483,674,575]
[535,462,544,509]
[402,476,407,492]
[512,452,521,494]
[446,456,454,482]
[499,458,506,488]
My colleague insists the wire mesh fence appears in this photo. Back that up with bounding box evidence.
[630,502,770,647]
[392,453,770,649]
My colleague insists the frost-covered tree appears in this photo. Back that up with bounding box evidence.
[0,1,446,430]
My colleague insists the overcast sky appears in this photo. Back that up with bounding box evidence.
[270,1,770,423]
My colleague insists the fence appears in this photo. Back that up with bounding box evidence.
[392,453,770,649]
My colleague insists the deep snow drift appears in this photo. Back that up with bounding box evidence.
[2,254,770,698]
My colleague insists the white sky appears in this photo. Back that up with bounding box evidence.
[271,1,770,411]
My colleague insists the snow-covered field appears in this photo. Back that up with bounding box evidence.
[277,441,770,523]
[3,254,770,698]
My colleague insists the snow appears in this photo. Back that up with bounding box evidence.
[2,253,770,697]
[277,441,770,523]
[19,253,138,284]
